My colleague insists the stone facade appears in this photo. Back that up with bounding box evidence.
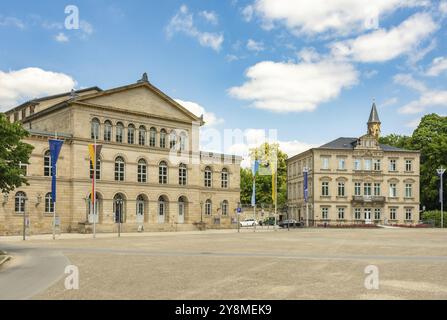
[1,76,241,235]
[286,104,420,226]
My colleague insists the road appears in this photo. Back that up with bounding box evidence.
[0,244,70,300]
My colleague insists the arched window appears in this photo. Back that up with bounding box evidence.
[44,150,52,177]
[179,132,187,151]
[205,199,212,215]
[204,166,212,188]
[158,195,168,223]
[179,163,187,185]
[160,129,167,148]
[221,168,229,188]
[159,161,168,184]
[116,122,124,143]
[137,159,147,183]
[138,126,146,146]
[128,124,135,144]
[91,118,100,139]
[15,191,27,213]
[115,156,125,181]
[104,120,112,141]
[221,200,229,216]
[149,127,156,147]
[169,131,177,150]
[89,156,101,180]
[87,192,101,223]
[45,192,54,213]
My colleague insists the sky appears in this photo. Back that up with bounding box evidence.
[1,0,447,165]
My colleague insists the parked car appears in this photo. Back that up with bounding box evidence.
[262,217,276,226]
[278,219,304,228]
[240,218,258,227]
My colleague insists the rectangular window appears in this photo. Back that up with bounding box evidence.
[364,183,372,196]
[389,183,397,197]
[337,182,345,196]
[374,208,381,220]
[19,162,27,176]
[354,208,361,220]
[354,182,361,196]
[373,159,381,171]
[389,159,397,171]
[364,159,372,171]
[321,207,329,220]
[374,183,381,196]
[405,208,412,220]
[405,184,412,198]
[321,182,329,196]
[221,171,228,188]
[390,208,397,220]
[322,157,329,169]
[405,160,413,172]
[338,158,345,170]
[338,207,345,220]
[179,166,187,186]
[354,159,361,170]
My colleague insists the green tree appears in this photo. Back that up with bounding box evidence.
[0,114,34,194]
[240,142,288,208]
[380,113,447,210]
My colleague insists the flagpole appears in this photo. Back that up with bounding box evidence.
[274,168,277,230]
[53,132,57,240]
[93,135,96,239]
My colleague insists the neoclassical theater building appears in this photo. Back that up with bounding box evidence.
[1,74,241,235]
[287,103,420,226]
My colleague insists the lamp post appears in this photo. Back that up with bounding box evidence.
[437,167,445,229]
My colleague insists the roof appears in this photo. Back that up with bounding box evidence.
[368,102,380,123]
[317,137,417,152]
[6,87,102,112]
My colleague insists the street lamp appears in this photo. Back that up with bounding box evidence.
[437,167,445,229]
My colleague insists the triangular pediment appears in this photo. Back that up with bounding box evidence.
[77,82,202,124]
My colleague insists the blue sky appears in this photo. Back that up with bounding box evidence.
[1,0,447,160]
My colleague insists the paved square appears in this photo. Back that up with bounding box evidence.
[1,228,447,299]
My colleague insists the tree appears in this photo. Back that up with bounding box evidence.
[0,114,34,194]
[240,142,288,208]
[380,113,447,210]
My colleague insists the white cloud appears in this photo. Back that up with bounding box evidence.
[440,1,447,15]
[406,118,421,128]
[330,13,437,63]
[380,97,398,108]
[0,16,25,29]
[174,99,224,127]
[55,32,69,43]
[251,0,428,36]
[246,39,264,52]
[199,11,218,25]
[241,5,254,22]
[426,56,447,76]
[297,47,320,63]
[166,5,224,51]
[394,73,447,114]
[0,68,76,111]
[228,59,358,112]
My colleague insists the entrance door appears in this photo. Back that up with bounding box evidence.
[88,200,99,223]
[136,199,144,223]
[114,198,124,223]
[158,199,165,223]
[178,201,185,224]
[364,208,372,223]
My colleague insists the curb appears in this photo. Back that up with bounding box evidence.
[0,255,11,267]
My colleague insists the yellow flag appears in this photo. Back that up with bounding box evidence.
[271,159,277,202]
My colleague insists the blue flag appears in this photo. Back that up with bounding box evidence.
[49,139,64,202]
[251,160,260,207]
[303,169,308,203]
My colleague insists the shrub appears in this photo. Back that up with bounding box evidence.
[421,210,447,228]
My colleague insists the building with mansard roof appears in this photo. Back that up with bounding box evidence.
[286,103,420,226]
[1,74,241,235]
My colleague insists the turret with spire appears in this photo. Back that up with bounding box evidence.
[367,100,381,139]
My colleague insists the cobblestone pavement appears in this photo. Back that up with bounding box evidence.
[1,228,447,299]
